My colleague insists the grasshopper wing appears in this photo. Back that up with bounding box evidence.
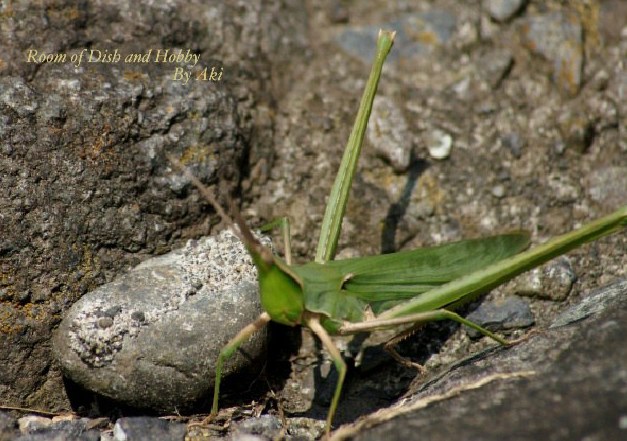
[329,232,530,313]
[292,232,530,326]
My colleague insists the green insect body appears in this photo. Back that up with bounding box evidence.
[288,232,531,330]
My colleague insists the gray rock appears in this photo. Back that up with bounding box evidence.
[53,230,268,412]
[551,279,627,328]
[510,256,576,301]
[491,184,506,198]
[520,11,583,96]
[284,417,326,440]
[335,10,457,64]
[478,49,514,89]
[113,417,185,441]
[465,295,534,338]
[233,415,282,440]
[0,412,18,441]
[352,278,627,441]
[14,416,101,441]
[17,416,52,434]
[500,132,525,158]
[485,0,528,22]
[368,96,412,172]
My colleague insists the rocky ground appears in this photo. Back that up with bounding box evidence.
[1,0,626,440]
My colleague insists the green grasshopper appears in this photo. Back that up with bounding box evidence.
[170,30,627,436]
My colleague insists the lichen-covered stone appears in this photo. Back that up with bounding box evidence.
[53,230,268,412]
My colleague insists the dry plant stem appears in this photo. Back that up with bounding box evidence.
[0,405,62,417]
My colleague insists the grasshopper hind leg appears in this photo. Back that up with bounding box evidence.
[342,309,521,375]
[383,324,428,374]
[381,310,528,373]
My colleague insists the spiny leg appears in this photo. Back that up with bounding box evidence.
[211,312,272,416]
[341,309,518,383]
[380,310,520,372]
[340,309,512,346]
[383,324,427,374]
[306,315,347,437]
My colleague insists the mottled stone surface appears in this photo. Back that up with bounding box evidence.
[334,10,457,64]
[113,417,186,441]
[520,11,583,96]
[351,280,627,441]
[0,0,307,412]
[465,295,535,338]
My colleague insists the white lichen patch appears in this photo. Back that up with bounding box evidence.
[178,229,271,296]
[69,299,145,367]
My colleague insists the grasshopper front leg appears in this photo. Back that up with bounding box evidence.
[211,312,272,415]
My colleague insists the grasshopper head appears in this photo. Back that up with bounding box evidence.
[233,211,305,326]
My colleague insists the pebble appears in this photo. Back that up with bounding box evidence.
[53,230,269,412]
[520,11,583,96]
[233,415,282,440]
[18,415,52,433]
[478,49,514,89]
[113,417,185,441]
[465,295,535,339]
[367,96,412,172]
[510,257,577,301]
[485,0,529,22]
[1,412,189,441]
[501,132,525,158]
[491,184,506,198]
[11,414,103,441]
[426,128,453,159]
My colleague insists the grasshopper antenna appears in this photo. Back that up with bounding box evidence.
[166,154,273,264]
